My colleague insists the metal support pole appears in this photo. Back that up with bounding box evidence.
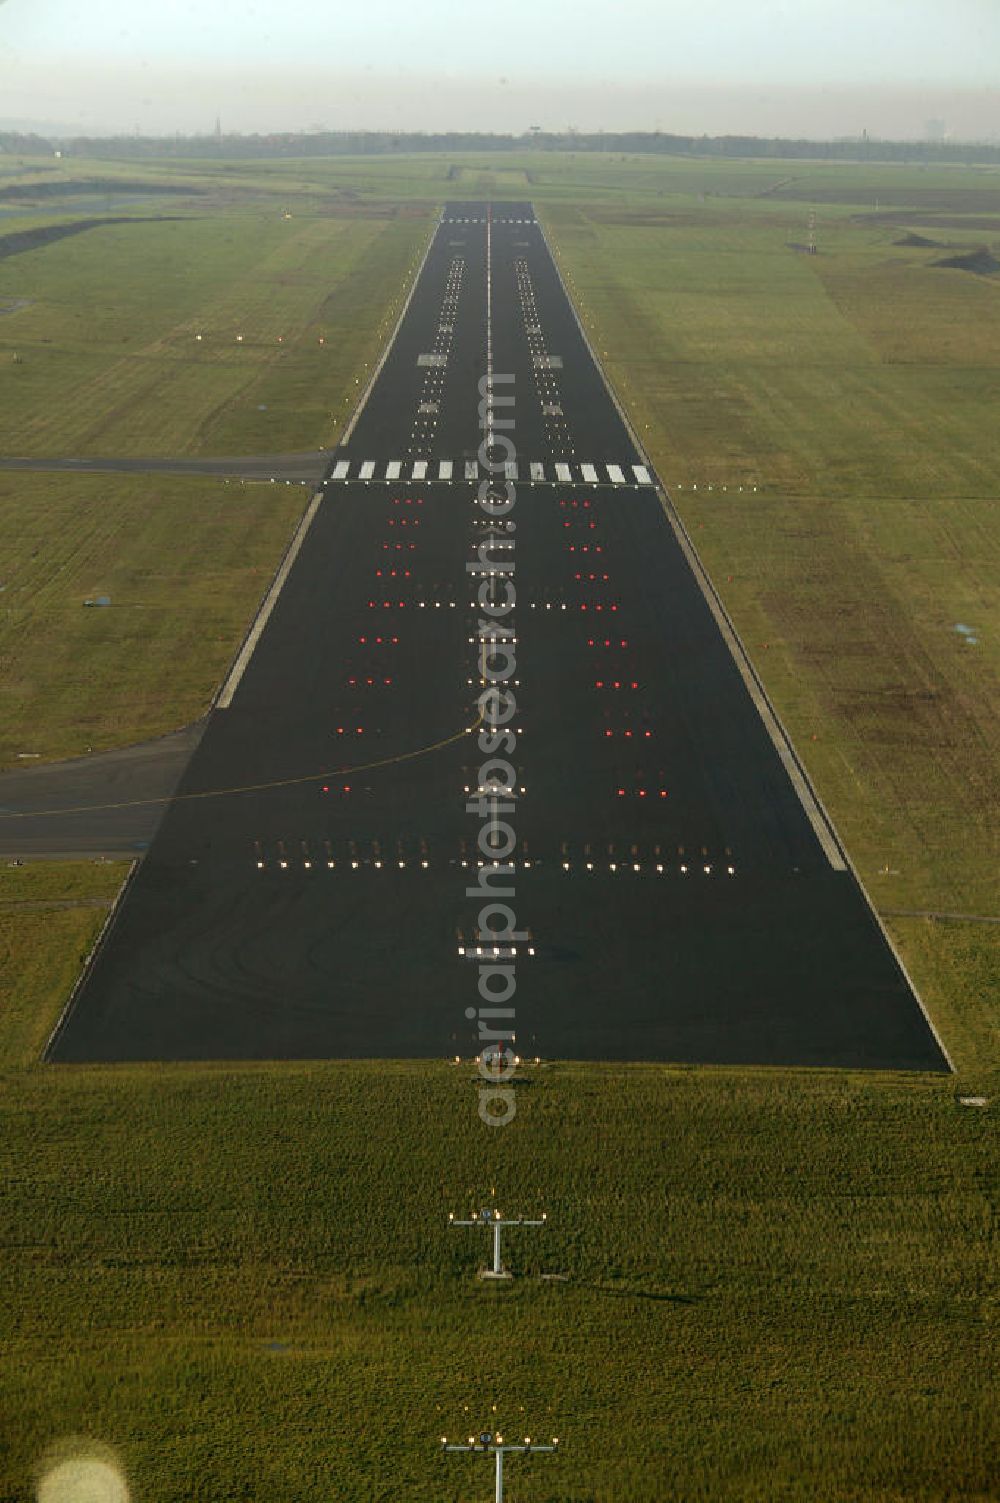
[449,1206,547,1280]
[441,1432,558,1501]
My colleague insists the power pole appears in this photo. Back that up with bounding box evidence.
[441,1430,559,1502]
[449,1204,547,1279]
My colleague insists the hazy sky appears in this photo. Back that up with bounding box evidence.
[1,0,998,138]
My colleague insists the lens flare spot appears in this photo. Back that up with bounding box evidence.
[37,1443,129,1503]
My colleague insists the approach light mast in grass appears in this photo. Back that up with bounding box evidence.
[440,1430,558,1503]
[448,1204,546,1280]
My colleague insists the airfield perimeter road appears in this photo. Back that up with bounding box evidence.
[46,202,948,1070]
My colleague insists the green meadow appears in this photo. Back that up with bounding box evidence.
[0,208,428,457]
[0,153,995,1500]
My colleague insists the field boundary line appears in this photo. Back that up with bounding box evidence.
[539,208,955,1074]
[340,212,440,448]
[215,488,324,710]
[42,859,140,1064]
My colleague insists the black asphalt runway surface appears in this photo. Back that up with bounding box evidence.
[0,722,205,859]
[49,203,948,1070]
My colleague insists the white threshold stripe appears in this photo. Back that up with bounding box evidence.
[323,457,657,485]
[217,490,325,710]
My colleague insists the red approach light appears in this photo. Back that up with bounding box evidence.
[595,680,604,689]
[617,788,626,797]
[631,681,639,689]
[359,635,367,644]
[639,789,647,798]
[343,784,351,793]
[613,680,621,689]
[375,569,383,577]
[321,784,329,793]
[645,730,653,738]
[624,730,633,739]
[587,638,595,646]
[391,635,399,644]
[604,729,613,738]
[660,789,668,798]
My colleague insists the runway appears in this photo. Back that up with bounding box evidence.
[47,202,949,1070]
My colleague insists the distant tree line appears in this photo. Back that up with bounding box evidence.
[3,128,1000,165]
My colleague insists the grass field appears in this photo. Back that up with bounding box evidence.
[0,1040,994,1501]
[0,472,306,766]
[542,186,999,1085]
[0,194,432,766]
[0,208,428,457]
[0,152,996,1501]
